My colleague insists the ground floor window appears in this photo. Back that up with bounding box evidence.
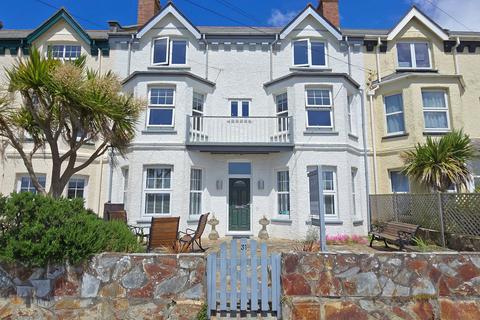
[351,168,358,218]
[322,169,337,217]
[18,175,46,194]
[144,167,172,215]
[390,170,409,193]
[472,159,480,192]
[67,178,86,199]
[122,167,129,206]
[277,170,290,216]
[189,168,203,216]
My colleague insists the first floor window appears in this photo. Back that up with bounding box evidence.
[351,168,358,217]
[322,169,337,217]
[390,170,409,193]
[347,95,356,135]
[67,178,86,199]
[192,92,205,131]
[189,168,203,216]
[144,167,172,215]
[275,92,288,132]
[293,39,326,67]
[152,37,187,65]
[48,44,81,60]
[230,100,249,117]
[397,42,431,69]
[305,89,333,128]
[384,93,405,134]
[422,90,449,131]
[148,88,175,127]
[18,175,46,194]
[122,167,129,206]
[277,170,290,216]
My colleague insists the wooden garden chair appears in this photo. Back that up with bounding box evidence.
[147,217,180,252]
[179,212,210,252]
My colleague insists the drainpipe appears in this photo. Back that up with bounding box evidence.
[98,48,102,73]
[453,37,461,75]
[270,34,280,81]
[127,34,134,76]
[368,86,379,195]
[360,88,371,231]
[345,36,352,76]
[375,37,382,82]
[202,34,209,80]
[107,146,114,203]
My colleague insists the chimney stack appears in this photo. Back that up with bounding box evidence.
[138,0,161,28]
[317,0,340,27]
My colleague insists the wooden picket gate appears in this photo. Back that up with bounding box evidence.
[206,239,281,318]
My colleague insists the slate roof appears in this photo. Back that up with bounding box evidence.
[0,29,109,40]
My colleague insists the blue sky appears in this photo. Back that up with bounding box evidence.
[0,0,477,31]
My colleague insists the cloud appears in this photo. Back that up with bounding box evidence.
[411,0,480,31]
[267,9,298,27]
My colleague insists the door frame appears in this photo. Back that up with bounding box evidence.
[226,161,253,235]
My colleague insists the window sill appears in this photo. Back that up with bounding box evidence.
[187,218,200,224]
[306,219,343,226]
[290,67,332,72]
[148,65,191,71]
[382,132,409,140]
[270,218,292,225]
[304,129,339,136]
[142,128,177,135]
[348,133,359,141]
[396,68,438,73]
[353,220,364,226]
[423,130,450,136]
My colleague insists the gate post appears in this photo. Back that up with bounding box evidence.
[437,193,446,247]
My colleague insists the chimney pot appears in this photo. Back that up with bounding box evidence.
[138,0,161,28]
[317,0,340,27]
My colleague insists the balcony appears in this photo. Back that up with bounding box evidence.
[186,116,294,153]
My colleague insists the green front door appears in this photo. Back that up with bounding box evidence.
[229,178,251,231]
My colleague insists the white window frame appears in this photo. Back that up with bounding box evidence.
[305,88,333,129]
[421,89,450,132]
[142,166,173,216]
[384,93,405,135]
[17,175,46,194]
[347,95,356,135]
[275,92,289,132]
[292,38,328,68]
[389,170,410,194]
[151,36,188,66]
[189,168,203,217]
[66,176,87,199]
[275,169,290,218]
[47,43,82,60]
[396,41,432,70]
[147,87,176,128]
[122,167,129,206]
[230,100,250,117]
[322,168,338,219]
[192,92,205,131]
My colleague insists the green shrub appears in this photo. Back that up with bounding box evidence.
[0,192,142,267]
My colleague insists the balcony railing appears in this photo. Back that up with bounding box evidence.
[186,116,293,145]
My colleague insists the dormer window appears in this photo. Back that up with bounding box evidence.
[48,44,81,60]
[293,39,326,67]
[396,42,431,69]
[152,37,187,66]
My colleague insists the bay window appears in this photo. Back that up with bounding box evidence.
[293,39,326,67]
[152,37,187,65]
[275,92,288,132]
[144,167,172,215]
[422,90,450,131]
[322,169,337,217]
[147,88,175,127]
[192,92,205,131]
[351,168,358,218]
[384,93,405,135]
[397,42,431,69]
[277,170,290,216]
[189,168,203,217]
[305,89,333,128]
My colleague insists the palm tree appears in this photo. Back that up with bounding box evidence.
[402,130,475,192]
[0,48,142,197]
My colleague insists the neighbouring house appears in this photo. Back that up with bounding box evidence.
[107,0,369,238]
[0,9,111,212]
[363,6,480,194]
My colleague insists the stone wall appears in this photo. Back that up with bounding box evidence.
[282,252,480,320]
[0,253,205,319]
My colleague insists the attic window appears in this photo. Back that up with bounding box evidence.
[293,39,326,67]
[152,37,187,66]
[48,45,81,60]
[396,42,431,69]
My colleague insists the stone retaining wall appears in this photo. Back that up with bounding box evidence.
[282,252,480,319]
[0,253,205,319]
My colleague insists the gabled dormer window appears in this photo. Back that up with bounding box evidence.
[293,39,326,67]
[152,37,187,66]
[48,44,81,60]
[396,42,431,69]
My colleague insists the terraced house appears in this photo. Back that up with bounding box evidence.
[107,0,369,238]
[363,6,480,194]
[0,8,112,212]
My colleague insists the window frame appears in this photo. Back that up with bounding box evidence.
[66,177,87,199]
[347,95,357,135]
[275,169,290,218]
[389,170,410,194]
[322,168,338,219]
[189,167,203,217]
[396,41,432,70]
[304,88,334,129]
[421,89,451,132]
[275,92,289,132]
[230,99,250,118]
[383,93,406,135]
[351,168,358,218]
[142,166,173,216]
[122,167,129,206]
[47,43,82,60]
[292,38,328,68]
[169,39,188,66]
[151,36,188,66]
[147,87,176,128]
[17,175,46,194]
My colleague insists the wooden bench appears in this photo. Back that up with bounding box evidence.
[369,221,420,251]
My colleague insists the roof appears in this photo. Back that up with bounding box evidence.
[374,71,465,87]
[198,26,281,36]
[264,71,360,89]
[122,70,216,87]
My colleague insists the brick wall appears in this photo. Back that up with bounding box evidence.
[282,252,480,319]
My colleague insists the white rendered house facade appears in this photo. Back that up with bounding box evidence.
[108,3,369,238]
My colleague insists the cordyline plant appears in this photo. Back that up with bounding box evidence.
[0,48,142,198]
[401,130,475,192]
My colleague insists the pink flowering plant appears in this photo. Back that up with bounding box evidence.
[326,234,368,245]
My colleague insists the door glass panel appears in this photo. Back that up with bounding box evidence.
[230,101,238,117]
[242,101,249,117]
